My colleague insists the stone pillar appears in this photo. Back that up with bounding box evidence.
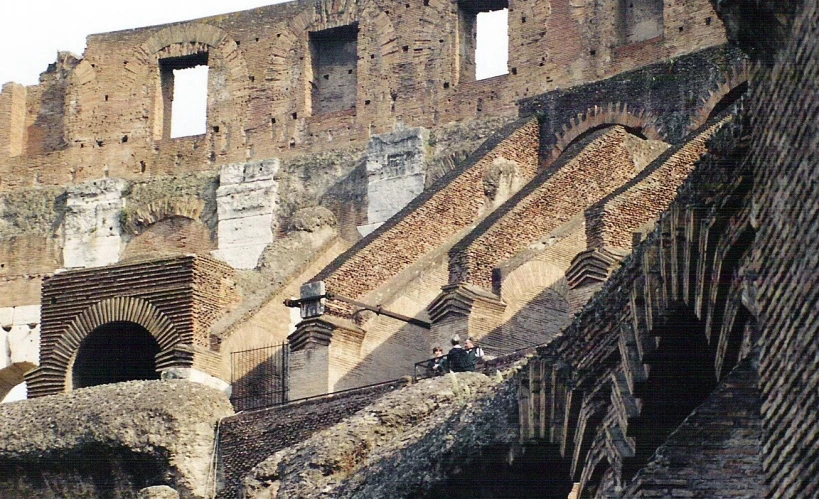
[358,127,428,236]
[0,82,27,160]
[213,159,279,269]
[63,179,128,269]
[427,284,506,351]
[287,316,366,400]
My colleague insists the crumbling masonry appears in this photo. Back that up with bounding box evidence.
[1,0,816,498]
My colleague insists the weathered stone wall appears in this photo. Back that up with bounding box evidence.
[241,372,518,499]
[0,380,233,499]
[448,126,663,290]
[317,118,540,314]
[218,379,408,498]
[0,0,726,187]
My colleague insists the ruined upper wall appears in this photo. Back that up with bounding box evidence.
[0,0,726,190]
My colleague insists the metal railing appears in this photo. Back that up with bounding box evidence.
[230,342,289,411]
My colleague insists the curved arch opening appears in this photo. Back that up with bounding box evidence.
[707,81,749,122]
[555,123,648,161]
[72,321,161,389]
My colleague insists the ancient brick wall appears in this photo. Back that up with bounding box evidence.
[0,0,726,188]
[29,255,237,397]
[519,45,747,160]
[746,1,819,495]
[507,107,765,496]
[584,117,728,251]
[622,356,765,497]
[448,126,657,290]
[317,118,540,313]
[218,380,408,498]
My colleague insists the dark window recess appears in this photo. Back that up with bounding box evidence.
[309,23,359,115]
[621,0,664,44]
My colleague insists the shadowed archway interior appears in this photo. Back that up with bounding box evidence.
[72,321,161,389]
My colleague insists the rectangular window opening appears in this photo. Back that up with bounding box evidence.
[309,23,359,115]
[158,52,209,139]
[459,1,509,82]
[621,0,664,45]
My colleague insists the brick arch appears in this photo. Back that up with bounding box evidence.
[0,361,36,402]
[548,103,662,163]
[134,23,250,142]
[137,23,245,69]
[271,0,400,119]
[688,62,750,132]
[50,297,184,386]
[123,196,205,235]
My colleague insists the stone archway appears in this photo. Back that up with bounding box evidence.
[547,103,662,164]
[71,321,161,389]
[27,296,186,397]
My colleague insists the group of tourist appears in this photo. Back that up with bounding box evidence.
[429,334,484,374]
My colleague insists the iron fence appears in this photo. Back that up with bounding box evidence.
[230,342,289,411]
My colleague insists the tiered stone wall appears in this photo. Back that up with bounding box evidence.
[512,108,761,495]
[316,118,540,314]
[584,118,728,251]
[0,0,725,188]
[448,126,663,290]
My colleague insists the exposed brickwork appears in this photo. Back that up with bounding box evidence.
[622,356,765,498]
[0,0,726,189]
[510,110,762,496]
[317,118,540,314]
[449,126,651,290]
[218,380,408,499]
[747,2,819,495]
[519,45,747,159]
[584,117,729,251]
[27,255,237,397]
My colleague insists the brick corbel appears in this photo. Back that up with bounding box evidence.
[428,283,505,346]
[288,315,365,352]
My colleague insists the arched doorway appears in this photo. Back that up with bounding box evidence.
[72,321,161,389]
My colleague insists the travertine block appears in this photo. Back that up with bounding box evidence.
[359,128,428,236]
[214,159,280,269]
[63,179,128,269]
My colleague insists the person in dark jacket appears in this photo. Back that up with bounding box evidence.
[430,346,447,375]
[447,334,472,372]
[465,337,484,371]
